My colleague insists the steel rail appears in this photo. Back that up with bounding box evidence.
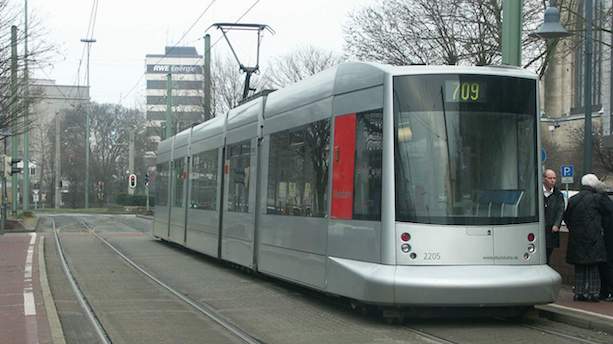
[52,217,113,344]
[78,218,263,344]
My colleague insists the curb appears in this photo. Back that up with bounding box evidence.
[136,214,154,221]
[38,236,67,344]
[536,303,613,334]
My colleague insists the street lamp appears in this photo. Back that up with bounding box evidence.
[529,1,571,40]
[531,1,595,175]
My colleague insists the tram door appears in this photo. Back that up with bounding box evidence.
[168,156,189,244]
[220,138,256,267]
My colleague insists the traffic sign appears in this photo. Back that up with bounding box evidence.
[541,148,547,162]
[560,164,574,184]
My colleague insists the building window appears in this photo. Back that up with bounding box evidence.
[227,140,251,213]
[267,119,330,217]
[190,149,218,210]
[573,0,604,113]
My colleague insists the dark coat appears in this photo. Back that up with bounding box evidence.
[563,186,608,265]
[544,186,565,249]
[600,194,613,263]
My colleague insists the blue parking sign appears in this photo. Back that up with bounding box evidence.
[560,165,574,178]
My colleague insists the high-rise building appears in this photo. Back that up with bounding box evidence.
[145,46,204,161]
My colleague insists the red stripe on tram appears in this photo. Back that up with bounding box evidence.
[331,113,356,220]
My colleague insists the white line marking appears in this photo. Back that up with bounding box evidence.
[23,233,37,317]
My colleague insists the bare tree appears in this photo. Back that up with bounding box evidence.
[343,0,573,73]
[47,103,146,207]
[210,55,252,116]
[0,0,53,139]
[262,45,345,88]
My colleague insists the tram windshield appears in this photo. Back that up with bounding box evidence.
[394,74,538,225]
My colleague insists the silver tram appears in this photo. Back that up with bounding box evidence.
[153,62,561,307]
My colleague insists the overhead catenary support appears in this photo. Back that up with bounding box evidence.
[502,0,522,66]
[210,23,275,100]
[81,38,96,209]
[11,26,18,214]
[165,73,173,139]
[204,34,212,121]
[23,0,30,211]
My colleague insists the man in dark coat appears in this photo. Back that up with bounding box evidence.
[599,191,613,301]
[543,169,565,264]
[564,174,608,302]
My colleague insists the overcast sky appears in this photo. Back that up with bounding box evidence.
[26,0,372,107]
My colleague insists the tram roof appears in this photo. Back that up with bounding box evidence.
[158,62,537,156]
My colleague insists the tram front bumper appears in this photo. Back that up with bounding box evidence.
[327,257,562,306]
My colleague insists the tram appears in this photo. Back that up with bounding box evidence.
[153,62,561,308]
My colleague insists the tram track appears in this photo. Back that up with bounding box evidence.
[50,214,611,344]
[52,216,264,344]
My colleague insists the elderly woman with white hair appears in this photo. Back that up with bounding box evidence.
[563,174,612,302]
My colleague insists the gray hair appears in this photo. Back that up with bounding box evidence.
[581,173,606,191]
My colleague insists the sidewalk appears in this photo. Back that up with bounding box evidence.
[535,286,613,334]
[0,233,60,344]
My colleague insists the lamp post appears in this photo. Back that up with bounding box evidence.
[81,38,95,208]
[531,1,596,174]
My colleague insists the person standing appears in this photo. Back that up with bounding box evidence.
[543,169,565,264]
[564,174,608,302]
[598,189,613,301]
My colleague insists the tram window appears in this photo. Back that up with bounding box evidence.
[267,119,330,217]
[190,149,218,210]
[227,140,251,213]
[173,158,186,208]
[353,111,383,221]
[156,163,169,207]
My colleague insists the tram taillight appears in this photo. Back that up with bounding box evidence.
[401,232,411,242]
[527,233,535,242]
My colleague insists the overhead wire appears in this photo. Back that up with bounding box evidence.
[120,0,217,103]
[121,0,261,104]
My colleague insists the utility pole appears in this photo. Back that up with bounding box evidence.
[502,1,522,66]
[165,73,173,139]
[81,38,96,208]
[23,0,30,211]
[54,113,61,208]
[128,130,135,195]
[203,34,211,121]
[583,0,594,174]
[11,26,18,215]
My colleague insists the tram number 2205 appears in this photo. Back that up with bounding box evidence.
[423,252,441,260]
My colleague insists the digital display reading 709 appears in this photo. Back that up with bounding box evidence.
[444,80,487,103]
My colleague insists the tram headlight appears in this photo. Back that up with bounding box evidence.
[527,244,536,253]
[401,243,411,253]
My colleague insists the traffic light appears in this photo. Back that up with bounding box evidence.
[144,173,150,186]
[10,158,22,175]
[128,174,137,189]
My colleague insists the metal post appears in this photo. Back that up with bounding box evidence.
[54,113,61,208]
[584,0,593,173]
[204,34,211,121]
[166,73,173,139]
[23,0,29,211]
[11,26,18,215]
[145,185,150,212]
[81,38,95,208]
[502,0,523,66]
[128,130,135,195]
